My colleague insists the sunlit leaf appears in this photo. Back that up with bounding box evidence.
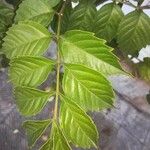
[3,21,51,59]
[63,64,115,111]
[53,123,72,150]
[15,0,54,27]
[15,87,54,116]
[60,30,124,76]
[60,95,98,148]
[9,56,54,87]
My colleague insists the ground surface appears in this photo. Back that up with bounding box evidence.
[0,67,150,150]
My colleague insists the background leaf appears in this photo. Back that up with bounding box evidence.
[23,120,51,147]
[63,64,115,111]
[60,95,98,148]
[15,87,54,116]
[0,3,14,47]
[117,10,150,56]
[3,21,51,59]
[94,3,124,42]
[15,0,54,27]
[9,56,54,87]
[59,30,124,76]
[138,58,150,82]
[66,1,97,32]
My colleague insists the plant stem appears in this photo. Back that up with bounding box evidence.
[53,0,67,121]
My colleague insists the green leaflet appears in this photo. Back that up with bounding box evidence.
[40,139,53,150]
[94,3,124,42]
[40,124,72,150]
[0,3,14,26]
[2,21,51,59]
[60,95,98,148]
[15,87,54,116]
[0,3,14,48]
[138,58,150,82]
[49,0,61,7]
[66,1,97,32]
[15,0,54,27]
[63,64,115,111]
[53,123,72,150]
[9,56,54,87]
[23,120,51,147]
[117,10,150,56]
[59,30,124,76]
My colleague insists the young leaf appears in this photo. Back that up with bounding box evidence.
[3,21,51,59]
[138,58,150,81]
[59,30,124,76]
[15,87,54,116]
[53,123,72,150]
[63,64,115,111]
[15,0,54,27]
[60,95,98,149]
[9,56,54,87]
[66,1,97,32]
[23,119,51,147]
[117,10,150,56]
[94,3,124,42]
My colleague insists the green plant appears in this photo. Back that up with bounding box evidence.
[1,0,150,149]
[0,2,14,67]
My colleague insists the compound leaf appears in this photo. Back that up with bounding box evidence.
[60,30,124,76]
[63,64,115,111]
[15,0,54,27]
[94,3,124,42]
[15,86,54,116]
[117,10,150,56]
[3,21,51,59]
[9,56,54,87]
[60,95,98,148]
[23,119,51,147]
